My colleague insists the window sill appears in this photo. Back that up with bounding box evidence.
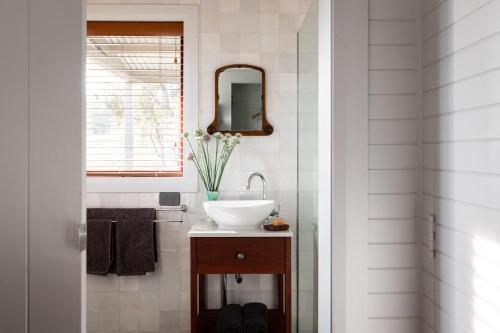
[86,175,198,193]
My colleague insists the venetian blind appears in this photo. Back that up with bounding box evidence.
[86,22,184,177]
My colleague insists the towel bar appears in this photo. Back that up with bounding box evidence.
[92,204,188,223]
[156,204,188,213]
[110,219,183,223]
[111,204,188,223]
[81,205,188,252]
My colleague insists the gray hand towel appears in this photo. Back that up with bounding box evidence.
[115,218,155,275]
[242,303,268,333]
[87,219,113,274]
[215,304,243,333]
[87,208,157,276]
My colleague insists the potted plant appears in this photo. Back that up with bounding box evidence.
[184,129,241,200]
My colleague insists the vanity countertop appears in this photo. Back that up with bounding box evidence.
[188,221,293,238]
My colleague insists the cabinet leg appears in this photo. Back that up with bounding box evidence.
[190,239,197,333]
[199,274,206,310]
[285,238,292,333]
[278,274,283,312]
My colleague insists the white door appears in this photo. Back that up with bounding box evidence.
[0,0,84,332]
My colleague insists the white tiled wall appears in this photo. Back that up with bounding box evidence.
[85,1,314,332]
[420,1,500,332]
[368,0,420,332]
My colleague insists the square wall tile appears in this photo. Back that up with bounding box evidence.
[220,0,240,13]
[159,311,180,333]
[140,310,160,331]
[280,33,297,53]
[260,0,280,13]
[280,0,300,13]
[240,0,259,12]
[119,310,140,332]
[240,33,260,53]
[261,14,280,33]
[201,13,220,32]
[220,33,241,52]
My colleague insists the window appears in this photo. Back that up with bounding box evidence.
[86,21,184,177]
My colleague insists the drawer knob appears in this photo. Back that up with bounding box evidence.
[236,252,246,261]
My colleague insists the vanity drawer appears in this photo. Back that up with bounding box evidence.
[195,237,286,274]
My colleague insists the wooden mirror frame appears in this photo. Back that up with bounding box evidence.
[207,64,273,136]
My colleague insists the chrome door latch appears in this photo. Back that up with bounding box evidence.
[79,223,87,252]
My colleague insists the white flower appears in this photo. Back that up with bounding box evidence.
[182,132,190,138]
[235,133,242,138]
[194,129,203,137]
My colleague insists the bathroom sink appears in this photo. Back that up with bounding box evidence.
[203,200,275,229]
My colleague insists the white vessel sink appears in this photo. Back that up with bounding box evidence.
[203,200,275,229]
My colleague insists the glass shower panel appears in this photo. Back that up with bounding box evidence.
[297,1,318,332]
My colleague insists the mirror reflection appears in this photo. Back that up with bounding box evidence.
[218,67,263,131]
[209,64,272,136]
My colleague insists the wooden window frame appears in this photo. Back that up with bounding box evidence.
[86,21,184,178]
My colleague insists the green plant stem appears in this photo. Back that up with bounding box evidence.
[199,140,212,189]
[185,137,210,190]
[213,138,220,184]
[215,144,235,190]
[214,143,227,189]
[206,141,212,187]
[199,144,212,190]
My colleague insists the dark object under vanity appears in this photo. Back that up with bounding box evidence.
[215,303,268,333]
[189,226,292,333]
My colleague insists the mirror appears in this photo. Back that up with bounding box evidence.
[208,64,273,136]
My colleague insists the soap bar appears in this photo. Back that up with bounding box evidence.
[271,218,285,226]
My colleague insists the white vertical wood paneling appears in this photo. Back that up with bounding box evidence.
[369,120,418,144]
[369,318,420,333]
[368,268,419,293]
[369,0,416,20]
[420,0,500,332]
[0,1,29,331]
[368,293,420,317]
[369,170,417,193]
[369,71,417,95]
[369,219,417,243]
[370,21,417,45]
[370,145,418,169]
[368,0,419,329]
[369,95,418,120]
[369,45,417,70]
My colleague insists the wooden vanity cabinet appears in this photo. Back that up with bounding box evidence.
[190,236,292,333]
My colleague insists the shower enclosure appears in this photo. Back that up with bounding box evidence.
[297,1,319,332]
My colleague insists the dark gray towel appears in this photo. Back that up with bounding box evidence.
[87,208,157,275]
[215,304,243,333]
[242,303,268,333]
[115,218,155,275]
[86,219,113,274]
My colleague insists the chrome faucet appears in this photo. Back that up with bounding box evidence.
[246,172,267,200]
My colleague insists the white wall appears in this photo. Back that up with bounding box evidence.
[368,0,420,332]
[420,0,500,332]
